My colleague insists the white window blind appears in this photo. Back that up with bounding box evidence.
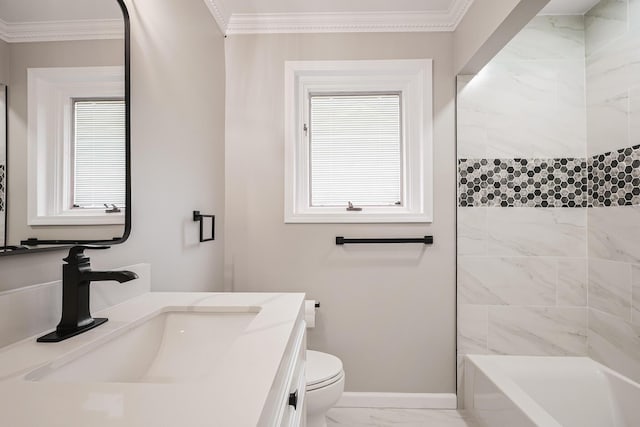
[309,93,402,207]
[73,99,125,209]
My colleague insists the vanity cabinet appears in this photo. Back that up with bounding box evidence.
[259,318,307,427]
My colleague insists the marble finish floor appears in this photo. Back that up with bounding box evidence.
[326,408,480,426]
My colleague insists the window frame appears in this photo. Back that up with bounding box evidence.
[27,66,125,226]
[284,59,433,223]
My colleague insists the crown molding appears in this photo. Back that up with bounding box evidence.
[449,0,474,29]
[226,11,453,35]
[0,19,123,43]
[205,0,474,35]
[203,0,229,34]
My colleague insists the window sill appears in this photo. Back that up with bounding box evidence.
[284,211,432,224]
[28,212,125,226]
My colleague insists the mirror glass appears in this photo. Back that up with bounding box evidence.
[0,0,129,255]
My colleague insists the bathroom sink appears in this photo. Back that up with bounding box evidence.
[26,308,259,384]
[0,293,305,426]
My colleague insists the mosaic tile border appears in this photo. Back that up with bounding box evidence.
[589,145,640,207]
[458,158,588,208]
[458,145,640,208]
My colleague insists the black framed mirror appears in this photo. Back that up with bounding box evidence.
[0,0,130,256]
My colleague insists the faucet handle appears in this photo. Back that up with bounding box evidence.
[63,245,111,264]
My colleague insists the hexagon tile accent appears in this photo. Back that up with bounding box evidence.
[589,145,640,207]
[458,158,588,208]
[458,145,640,208]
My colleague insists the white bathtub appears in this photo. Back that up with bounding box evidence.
[464,355,640,427]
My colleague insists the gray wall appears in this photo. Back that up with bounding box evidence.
[0,0,226,293]
[224,32,456,393]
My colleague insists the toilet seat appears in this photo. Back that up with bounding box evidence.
[306,350,343,391]
[307,369,344,391]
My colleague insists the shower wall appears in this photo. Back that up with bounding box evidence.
[585,0,640,383]
[457,15,589,373]
[457,0,640,390]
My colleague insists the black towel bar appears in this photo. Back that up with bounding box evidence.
[336,236,433,245]
[193,211,215,242]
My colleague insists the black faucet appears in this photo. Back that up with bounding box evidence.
[37,246,138,343]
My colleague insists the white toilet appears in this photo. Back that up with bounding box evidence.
[305,350,345,427]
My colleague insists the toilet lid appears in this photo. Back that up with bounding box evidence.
[306,350,343,387]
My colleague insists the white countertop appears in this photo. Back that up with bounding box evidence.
[0,292,305,427]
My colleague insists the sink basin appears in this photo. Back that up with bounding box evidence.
[26,308,259,384]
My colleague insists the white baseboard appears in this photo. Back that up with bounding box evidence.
[335,392,457,409]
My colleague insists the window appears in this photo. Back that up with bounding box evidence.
[309,93,402,208]
[284,59,433,223]
[72,99,126,209]
[27,66,125,225]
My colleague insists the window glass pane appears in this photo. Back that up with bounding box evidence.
[310,93,401,207]
[73,99,125,209]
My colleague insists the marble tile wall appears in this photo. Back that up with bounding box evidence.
[457,16,586,159]
[585,0,640,156]
[457,6,640,403]
[458,207,588,357]
[585,0,640,384]
[457,16,589,370]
